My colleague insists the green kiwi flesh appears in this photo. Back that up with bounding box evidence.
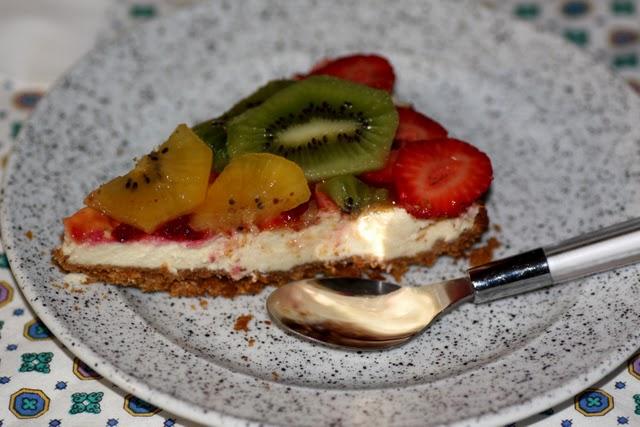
[221,79,295,120]
[226,76,399,181]
[318,175,389,213]
[192,79,294,172]
[191,121,229,172]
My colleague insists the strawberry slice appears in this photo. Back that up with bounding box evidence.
[360,108,447,185]
[63,207,117,243]
[359,108,447,185]
[395,106,447,142]
[314,187,340,212]
[304,54,395,92]
[359,149,399,186]
[394,139,492,218]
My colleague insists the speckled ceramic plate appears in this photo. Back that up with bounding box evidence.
[3,1,640,426]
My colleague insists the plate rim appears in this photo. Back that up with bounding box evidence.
[2,1,640,426]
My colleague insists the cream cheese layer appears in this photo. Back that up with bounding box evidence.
[61,204,480,279]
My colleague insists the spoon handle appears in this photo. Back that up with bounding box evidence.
[470,218,640,303]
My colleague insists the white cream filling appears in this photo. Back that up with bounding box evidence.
[61,204,480,279]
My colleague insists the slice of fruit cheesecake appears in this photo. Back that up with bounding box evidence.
[54,54,492,297]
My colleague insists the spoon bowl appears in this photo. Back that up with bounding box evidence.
[266,277,473,350]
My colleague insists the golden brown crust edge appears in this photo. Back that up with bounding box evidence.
[52,206,488,298]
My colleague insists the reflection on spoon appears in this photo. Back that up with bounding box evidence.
[267,277,473,349]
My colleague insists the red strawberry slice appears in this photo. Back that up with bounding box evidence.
[306,58,332,74]
[359,149,399,186]
[63,207,117,243]
[359,108,447,185]
[305,54,395,92]
[394,139,492,218]
[395,106,447,142]
[314,187,340,212]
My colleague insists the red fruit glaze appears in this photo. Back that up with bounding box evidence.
[258,202,311,230]
[152,215,208,241]
[64,207,116,243]
[112,223,145,242]
[68,209,209,243]
[395,107,447,142]
[394,139,492,218]
[359,149,399,186]
[305,54,395,92]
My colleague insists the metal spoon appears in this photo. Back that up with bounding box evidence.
[267,218,640,350]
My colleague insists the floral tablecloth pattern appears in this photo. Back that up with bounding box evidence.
[0,1,638,426]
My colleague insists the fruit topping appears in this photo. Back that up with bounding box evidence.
[192,80,294,172]
[313,186,340,212]
[191,120,228,173]
[190,153,311,232]
[111,216,208,242]
[359,108,447,185]
[304,54,395,93]
[393,139,492,218]
[359,148,399,186]
[317,175,389,214]
[111,223,145,243]
[153,215,207,241]
[226,76,398,181]
[221,79,295,120]
[257,201,314,231]
[85,124,212,233]
[63,207,116,243]
[395,106,447,142]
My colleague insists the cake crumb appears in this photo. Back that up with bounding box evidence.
[247,337,256,347]
[234,314,253,332]
[469,237,501,267]
[199,299,208,309]
[190,304,196,311]
[63,273,91,292]
[25,230,34,240]
[367,270,385,281]
[390,264,408,282]
[493,223,502,232]
[271,371,280,381]
[263,320,272,325]
[241,355,248,361]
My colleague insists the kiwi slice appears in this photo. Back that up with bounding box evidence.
[223,79,295,119]
[226,76,399,181]
[191,121,228,172]
[192,79,294,172]
[318,175,389,213]
[85,124,212,233]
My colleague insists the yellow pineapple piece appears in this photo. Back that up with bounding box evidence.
[85,124,212,233]
[190,153,311,232]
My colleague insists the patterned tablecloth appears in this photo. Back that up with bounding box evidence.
[0,1,638,426]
